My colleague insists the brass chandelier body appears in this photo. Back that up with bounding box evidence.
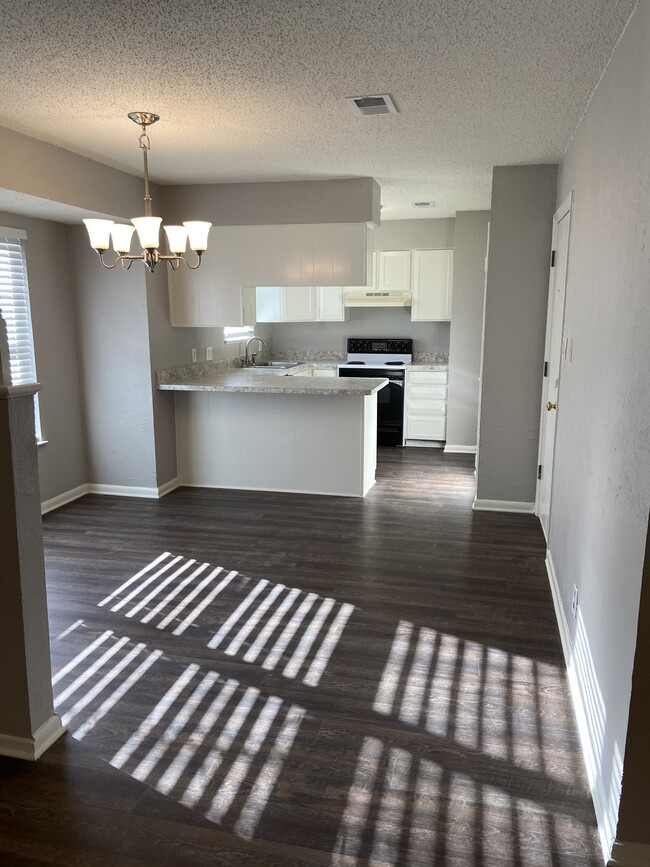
[83,113,211,274]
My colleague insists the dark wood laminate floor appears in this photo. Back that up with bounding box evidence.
[0,449,602,865]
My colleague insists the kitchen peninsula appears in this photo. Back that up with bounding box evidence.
[158,365,388,497]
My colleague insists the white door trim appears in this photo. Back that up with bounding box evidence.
[535,191,573,537]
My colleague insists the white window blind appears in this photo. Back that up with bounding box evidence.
[0,229,42,439]
[223,325,254,343]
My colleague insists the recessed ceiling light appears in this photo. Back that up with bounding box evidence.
[346,94,398,117]
[412,201,434,209]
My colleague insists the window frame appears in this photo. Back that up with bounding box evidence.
[0,226,44,442]
[223,325,254,343]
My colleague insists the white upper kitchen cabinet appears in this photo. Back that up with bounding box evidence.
[280,287,318,321]
[317,286,346,320]
[256,285,345,322]
[168,222,372,326]
[378,250,411,293]
[411,249,454,321]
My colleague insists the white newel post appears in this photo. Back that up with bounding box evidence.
[0,314,65,759]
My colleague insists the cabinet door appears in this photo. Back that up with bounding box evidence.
[378,250,411,292]
[411,250,454,321]
[255,287,282,322]
[317,286,345,321]
[280,287,317,321]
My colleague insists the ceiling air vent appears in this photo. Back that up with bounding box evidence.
[347,94,398,117]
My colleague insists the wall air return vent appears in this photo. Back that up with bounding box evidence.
[347,94,398,117]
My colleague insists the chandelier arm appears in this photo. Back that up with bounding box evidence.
[96,250,122,270]
[183,251,204,271]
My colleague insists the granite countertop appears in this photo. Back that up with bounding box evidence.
[158,366,388,396]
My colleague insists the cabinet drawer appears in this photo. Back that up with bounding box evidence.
[408,370,448,385]
[407,384,447,401]
[407,416,447,440]
[407,399,447,416]
[311,367,337,377]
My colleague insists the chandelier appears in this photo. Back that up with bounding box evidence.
[83,112,211,273]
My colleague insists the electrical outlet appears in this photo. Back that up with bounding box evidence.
[205,346,213,361]
[191,348,197,363]
[571,584,579,619]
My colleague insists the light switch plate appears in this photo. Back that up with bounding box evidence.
[205,346,213,361]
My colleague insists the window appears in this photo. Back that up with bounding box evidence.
[0,227,42,440]
[223,325,254,343]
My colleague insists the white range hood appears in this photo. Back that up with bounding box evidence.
[343,289,412,307]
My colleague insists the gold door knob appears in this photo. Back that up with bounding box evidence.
[546,401,557,411]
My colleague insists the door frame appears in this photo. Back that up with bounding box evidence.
[535,191,573,537]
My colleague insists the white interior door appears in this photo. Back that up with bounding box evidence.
[537,193,572,540]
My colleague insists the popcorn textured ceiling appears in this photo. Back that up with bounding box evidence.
[0,0,635,219]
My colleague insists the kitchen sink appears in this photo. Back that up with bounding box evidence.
[250,361,302,369]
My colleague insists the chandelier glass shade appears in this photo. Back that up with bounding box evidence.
[83,112,211,273]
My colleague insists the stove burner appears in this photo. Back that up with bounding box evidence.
[385,361,405,365]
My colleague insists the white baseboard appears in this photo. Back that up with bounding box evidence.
[86,483,160,499]
[42,479,180,513]
[444,444,477,454]
[41,483,89,515]
[608,841,650,866]
[546,551,617,863]
[472,498,535,513]
[0,713,66,760]
[180,482,366,498]
[404,440,445,449]
[157,477,180,497]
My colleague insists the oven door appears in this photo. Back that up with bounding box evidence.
[338,367,405,446]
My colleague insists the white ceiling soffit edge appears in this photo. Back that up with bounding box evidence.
[343,290,412,307]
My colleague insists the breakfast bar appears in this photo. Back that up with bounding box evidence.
[159,366,388,497]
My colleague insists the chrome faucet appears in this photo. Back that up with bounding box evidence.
[244,335,267,366]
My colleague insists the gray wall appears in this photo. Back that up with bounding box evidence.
[616,518,650,849]
[373,218,454,251]
[0,126,145,219]
[476,165,558,503]
[446,211,490,448]
[162,178,380,227]
[0,210,87,503]
[551,1,650,850]
[270,308,449,356]
[69,227,158,489]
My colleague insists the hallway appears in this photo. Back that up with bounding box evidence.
[0,450,601,865]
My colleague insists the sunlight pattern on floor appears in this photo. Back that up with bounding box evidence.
[99,552,354,687]
[52,630,163,740]
[109,659,306,838]
[53,625,306,840]
[330,621,599,865]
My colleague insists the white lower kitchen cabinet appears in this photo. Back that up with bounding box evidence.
[309,367,338,377]
[411,249,454,321]
[405,368,448,442]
